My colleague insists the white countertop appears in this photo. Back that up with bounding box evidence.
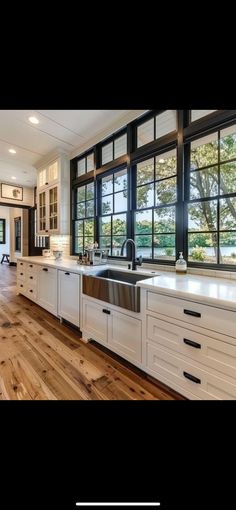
[137,272,236,311]
[18,256,236,311]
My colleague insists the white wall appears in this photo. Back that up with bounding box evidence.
[0,206,10,259]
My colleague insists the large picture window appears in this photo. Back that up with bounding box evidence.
[187,124,236,265]
[71,110,236,269]
[98,167,128,256]
[135,148,177,260]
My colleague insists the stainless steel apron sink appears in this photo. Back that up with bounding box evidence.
[82,270,153,312]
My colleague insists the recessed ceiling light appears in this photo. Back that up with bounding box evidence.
[9,148,16,154]
[29,116,39,125]
[158,158,165,164]
[11,176,16,180]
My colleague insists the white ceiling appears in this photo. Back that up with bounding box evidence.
[0,110,146,187]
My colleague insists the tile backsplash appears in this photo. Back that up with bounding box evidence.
[50,235,70,258]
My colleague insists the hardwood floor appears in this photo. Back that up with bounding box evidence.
[0,264,184,400]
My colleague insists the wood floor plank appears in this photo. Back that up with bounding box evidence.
[0,265,183,400]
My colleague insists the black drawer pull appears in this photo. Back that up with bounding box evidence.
[20,284,23,288]
[30,276,33,279]
[42,268,48,272]
[20,273,23,276]
[29,264,33,268]
[184,309,201,318]
[103,309,110,315]
[20,262,23,266]
[183,338,201,349]
[29,290,33,293]
[45,182,48,185]
[183,371,201,384]
[65,272,70,275]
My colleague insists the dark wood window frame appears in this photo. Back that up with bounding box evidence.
[71,109,236,270]
[14,217,21,252]
[0,218,6,244]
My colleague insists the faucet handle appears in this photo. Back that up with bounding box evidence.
[137,255,143,266]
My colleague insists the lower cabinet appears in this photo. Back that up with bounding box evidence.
[82,297,142,364]
[58,270,80,326]
[37,266,57,316]
[82,298,108,344]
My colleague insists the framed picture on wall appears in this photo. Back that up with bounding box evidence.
[1,183,23,201]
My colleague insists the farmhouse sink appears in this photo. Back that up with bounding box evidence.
[82,270,153,312]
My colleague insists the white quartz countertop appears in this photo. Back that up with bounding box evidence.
[18,256,236,311]
[137,272,236,311]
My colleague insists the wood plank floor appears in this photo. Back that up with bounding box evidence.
[0,264,184,400]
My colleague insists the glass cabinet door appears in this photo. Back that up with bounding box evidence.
[49,186,58,231]
[39,191,46,231]
[48,161,58,183]
[39,168,47,188]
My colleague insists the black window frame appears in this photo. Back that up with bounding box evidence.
[72,179,96,255]
[97,164,130,258]
[14,217,21,252]
[99,128,128,168]
[0,218,6,244]
[185,119,236,269]
[70,109,236,271]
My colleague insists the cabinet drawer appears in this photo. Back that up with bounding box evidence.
[147,315,236,380]
[18,281,27,292]
[27,263,38,273]
[147,292,236,339]
[146,343,236,400]
[27,288,37,301]
[27,274,37,286]
[17,270,26,281]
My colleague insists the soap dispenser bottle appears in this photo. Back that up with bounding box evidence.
[175,252,187,274]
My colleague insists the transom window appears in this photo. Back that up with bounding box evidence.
[137,111,177,148]
[77,152,94,177]
[135,148,177,260]
[101,133,127,166]
[98,167,128,256]
[188,124,236,265]
[74,182,95,253]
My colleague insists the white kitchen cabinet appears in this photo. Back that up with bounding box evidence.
[142,288,236,400]
[108,310,142,363]
[58,270,80,327]
[82,296,142,364]
[82,298,107,344]
[36,155,70,235]
[38,160,59,190]
[37,266,57,316]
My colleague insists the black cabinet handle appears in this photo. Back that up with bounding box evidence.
[183,338,201,349]
[29,264,33,268]
[20,273,23,276]
[102,309,111,315]
[183,371,201,384]
[29,290,33,293]
[30,276,33,279]
[20,262,23,266]
[184,309,201,318]
[65,272,70,276]
[20,284,23,288]
[45,182,48,185]
[42,268,48,272]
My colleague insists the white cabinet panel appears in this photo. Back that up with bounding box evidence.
[108,310,142,363]
[82,298,107,344]
[146,343,236,400]
[147,315,236,380]
[147,291,236,339]
[58,270,80,327]
[37,266,57,316]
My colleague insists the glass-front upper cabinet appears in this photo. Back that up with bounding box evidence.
[38,160,59,190]
[49,186,58,231]
[39,191,47,232]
